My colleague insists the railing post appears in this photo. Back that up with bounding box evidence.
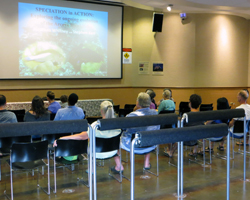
[227,131,230,200]
[131,136,140,200]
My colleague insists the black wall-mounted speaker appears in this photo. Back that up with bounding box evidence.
[152,13,163,32]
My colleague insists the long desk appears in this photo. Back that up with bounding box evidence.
[6,99,112,117]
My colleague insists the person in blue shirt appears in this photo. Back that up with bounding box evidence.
[54,93,85,121]
[47,91,61,114]
[0,94,17,123]
[112,92,160,173]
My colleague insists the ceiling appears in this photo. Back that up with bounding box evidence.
[99,0,250,19]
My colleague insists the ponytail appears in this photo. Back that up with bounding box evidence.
[100,101,115,119]
[105,105,114,119]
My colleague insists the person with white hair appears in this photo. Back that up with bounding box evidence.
[53,100,121,161]
[157,88,174,106]
[157,89,175,113]
[229,90,250,127]
[112,92,160,173]
[229,90,250,145]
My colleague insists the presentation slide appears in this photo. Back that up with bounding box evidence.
[0,0,123,79]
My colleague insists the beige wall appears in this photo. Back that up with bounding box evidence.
[129,8,249,87]
[131,9,196,87]
[248,20,250,86]
[195,14,249,87]
[0,6,249,108]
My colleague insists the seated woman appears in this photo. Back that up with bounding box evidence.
[59,95,68,108]
[157,89,175,114]
[134,89,157,111]
[113,92,160,173]
[53,101,121,161]
[146,89,157,109]
[157,88,174,107]
[24,95,50,139]
[205,97,230,151]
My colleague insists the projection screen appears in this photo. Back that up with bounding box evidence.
[0,0,123,79]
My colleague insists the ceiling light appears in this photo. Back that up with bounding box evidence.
[167,4,173,12]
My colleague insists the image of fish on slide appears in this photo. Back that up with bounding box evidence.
[18,2,108,77]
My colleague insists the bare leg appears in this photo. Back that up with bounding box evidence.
[216,137,225,150]
[164,143,177,157]
[114,155,124,171]
[165,144,173,154]
[189,145,198,156]
[237,133,249,145]
[193,145,198,154]
[144,153,151,168]
[170,143,177,156]
[219,140,224,147]
[210,141,214,149]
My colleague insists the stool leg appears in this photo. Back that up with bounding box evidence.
[203,139,206,166]
[0,159,1,181]
[209,140,212,164]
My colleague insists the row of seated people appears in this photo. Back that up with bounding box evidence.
[0,87,215,124]
[0,92,156,176]
[117,88,175,117]
[120,88,175,115]
[1,89,250,172]
[0,92,85,139]
[53,92,157,171]
[107,88,250,161]
[147,88,217,114]
[164,89,250,157]
[0,90,81,122]
[120,88,213,118]
[52,90,250,172]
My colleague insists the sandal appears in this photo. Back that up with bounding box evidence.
[205,147,214,153]
[111,166,123,174]
[144,163,151,170]
[188,153,197,157]
[217,146,224,151]
[236,142,249,146]
[197,151,205,156]
[163,151,173,158]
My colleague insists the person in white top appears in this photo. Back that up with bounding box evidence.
[53,101,121,159]
[229,90,250,145]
